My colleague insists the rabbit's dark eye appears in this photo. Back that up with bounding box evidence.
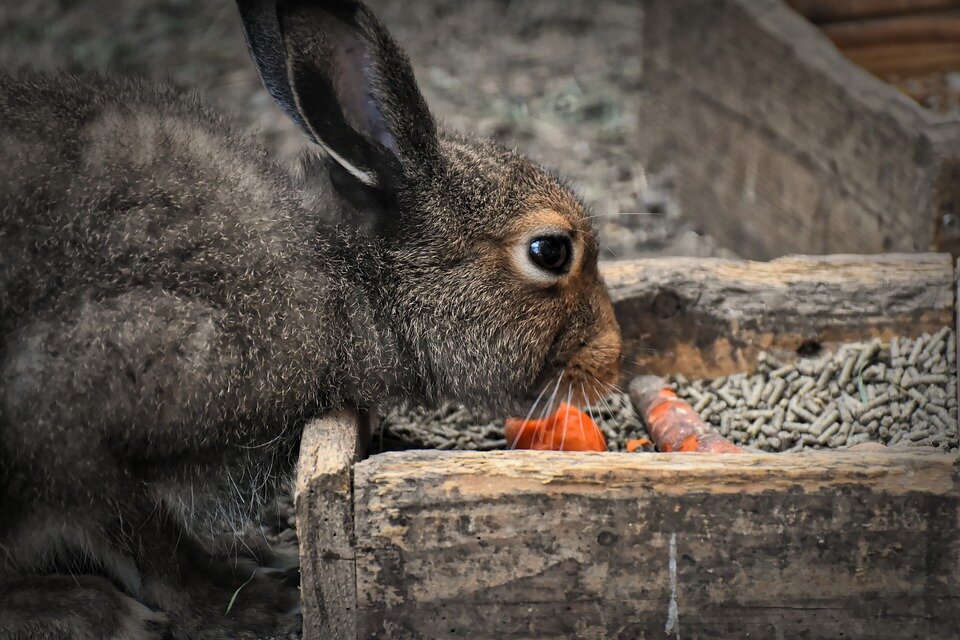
[528,235,572,274]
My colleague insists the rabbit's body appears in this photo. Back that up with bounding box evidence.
[0,72,393,638]
[0,1,621,638]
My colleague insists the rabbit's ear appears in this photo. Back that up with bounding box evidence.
[237,0,439,194]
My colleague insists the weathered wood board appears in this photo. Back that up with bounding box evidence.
[295,411,365,640]
[602,253,954,379]
[822,13,960,76]
[786,0,960,23]
[297,253,960,640]
[353,449,960,640]
[640,0,960,258]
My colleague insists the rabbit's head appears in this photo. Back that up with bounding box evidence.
[238,0,621,412]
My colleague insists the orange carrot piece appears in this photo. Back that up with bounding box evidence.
[625,437,653,453]
[629,376,743,453]
[505,402,607,452]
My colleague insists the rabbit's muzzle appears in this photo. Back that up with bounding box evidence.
[560,286,622,407]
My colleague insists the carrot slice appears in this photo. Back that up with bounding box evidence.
[625,437,653,453]
[629,376,743,453]
[506,402,607,452]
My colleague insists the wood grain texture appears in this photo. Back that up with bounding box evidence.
[640,0,960,258]
[823,12,960,75]
[786,0,960,22]
[601,253,955,379]
[822,12,960,49]
[354,449,960,640]
[842,41,960,77]
[296,411,363,640]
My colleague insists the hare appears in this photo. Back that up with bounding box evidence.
[0,0,621,638]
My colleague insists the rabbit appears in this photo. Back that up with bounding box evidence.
[0,0,622,638]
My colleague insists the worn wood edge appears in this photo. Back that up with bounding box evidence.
[786,0,960,23]
[820,11,960,50]
[600,253,953,292]
[296,411,361,495]
[296,411,363,640]
[355,449,958,501]
[599,254,955,378]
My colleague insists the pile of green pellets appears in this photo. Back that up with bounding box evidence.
[375,393,648,453]
[376,403,506,452]
[671,327,958,452]
[375,329,958,454]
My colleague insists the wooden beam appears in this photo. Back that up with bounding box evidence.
[600,254,955,379]
[786,0,960,23]
[840,41,960,77]
[296,411,364,640]
[354,449,960,639]
[822,12,960,49]
[822,12,960,75]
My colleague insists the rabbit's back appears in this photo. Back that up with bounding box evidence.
[0,72,399,548]
[0,72,334,336]
[0,69,392,484]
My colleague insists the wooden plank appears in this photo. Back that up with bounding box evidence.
[786,0,960,23]
[354,449,960,640]
[296,411,364,640]
[841,41,960,77]
[601,254,954,379]
[822,12,960,75]
[821,12,960,49]
[640,0,960,259]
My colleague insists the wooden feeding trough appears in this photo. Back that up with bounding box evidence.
[639,0,960,259]
[295,253,959,640]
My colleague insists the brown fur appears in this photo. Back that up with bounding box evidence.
[0,1,620,637]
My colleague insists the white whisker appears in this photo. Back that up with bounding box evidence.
[511,380,552,449]
[594,380,618,421]
[579,382,590,448]
[559,386,573,451]
[537,372,565,449]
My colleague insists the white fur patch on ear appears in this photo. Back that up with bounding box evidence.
[313,141,378,187]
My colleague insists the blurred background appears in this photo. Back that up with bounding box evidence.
[3,1,958,261]
[0,0,731,261]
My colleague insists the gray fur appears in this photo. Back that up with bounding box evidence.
[0,1,619,638]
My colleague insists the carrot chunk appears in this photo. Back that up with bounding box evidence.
[625,437,653,453]
[629,376,743,453]
[506,402,607,452]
